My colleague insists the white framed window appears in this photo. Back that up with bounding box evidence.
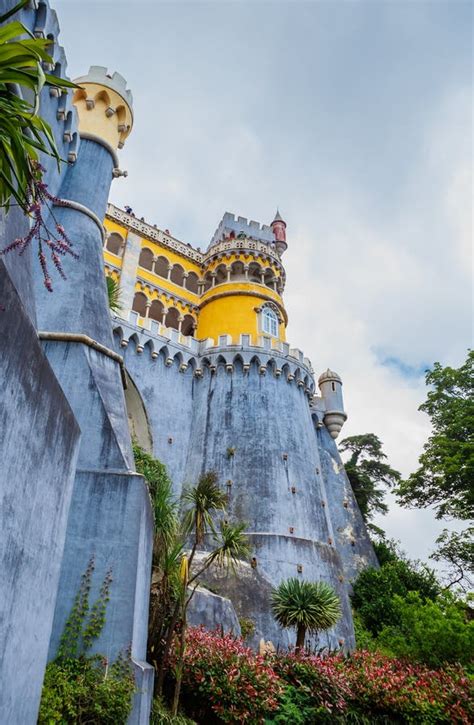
[262,307,279,337]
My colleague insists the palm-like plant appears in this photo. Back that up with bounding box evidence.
[182,471,227,546]
[205,521,252,574]
[0,1,77,211]
[271,578,341,651]
[106,276,122,313]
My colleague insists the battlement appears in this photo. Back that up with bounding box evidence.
[112,313,315,394]
[74,65,133,112]
[209,212,276,248]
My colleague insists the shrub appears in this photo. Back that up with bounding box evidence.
[151,697,196,724]
[164,627,473,724]
[341,650,474,724]
[352,557,440,636]
[172,627,281,723]
[377,592,474,669]
[269,651,349,718]
[38,653,135,724]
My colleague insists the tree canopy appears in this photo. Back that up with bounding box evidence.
[339,433,401,524]
[396,350,474,521]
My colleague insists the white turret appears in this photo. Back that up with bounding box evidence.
[318,369,347,439]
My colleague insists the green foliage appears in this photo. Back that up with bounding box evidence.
[38,653,135,724]
[431,526,474,593]
[151,697,196,724]
[40,560,134,723]
[133,443,178,563]
[182,470,227,545]
[376,592,474,669]
[58,556,113,659]
[0,1,77,212]
[339,433,401,523]
[106,275,122,313]
[271,578,341,649]
[203,520,252,575]
[397,350,474,521]
[266,685,326,724]
[239,616,256,640]
[351,552,439,637]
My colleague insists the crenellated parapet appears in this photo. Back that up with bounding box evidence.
[209,212,276,248]
[73,66,133,152]
[112,313,316,396]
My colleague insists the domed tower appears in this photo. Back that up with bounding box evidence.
[196,212,287,346]
[318,369,347,440]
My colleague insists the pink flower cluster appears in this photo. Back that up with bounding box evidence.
[1,164,77,291]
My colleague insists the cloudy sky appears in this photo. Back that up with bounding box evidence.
[56,0,472,568]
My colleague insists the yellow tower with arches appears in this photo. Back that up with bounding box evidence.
[102,207,289,348]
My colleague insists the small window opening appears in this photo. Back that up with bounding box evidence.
[262,307,278,337]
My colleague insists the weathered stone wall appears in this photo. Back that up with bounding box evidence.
[0,211,81,722]
[116,324,377,651]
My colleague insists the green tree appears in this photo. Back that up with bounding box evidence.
[271,578,341,651]
[170,471,251,716]
[133,449,251,716]
[431,526,474,594]
[351,541,440,636]
[396,351,474,592]
[397,351,474,521]
[339,433,401,524]
[377,591,474,669]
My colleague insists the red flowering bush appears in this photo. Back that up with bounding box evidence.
[166,628,473,724]
[172,627,281,723]
[341,650,474,724]
[269,650,350,717]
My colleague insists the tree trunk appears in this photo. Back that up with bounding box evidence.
[155,597,181,697]
[295,625,306,652]
[171,607,187,717]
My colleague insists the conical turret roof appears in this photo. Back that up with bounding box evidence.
[272,209,286,225]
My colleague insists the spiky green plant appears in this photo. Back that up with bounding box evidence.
[271,578,341,651]
[181,471,227,546]
[204,521,251,575]
[106,275,123,313]
[0,1,77,212]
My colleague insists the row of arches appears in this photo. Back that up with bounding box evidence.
[131,292,196,336]
[113,325,315,394]
[138,248,200,293]
[105,237,284,296]
[201,260,281,293]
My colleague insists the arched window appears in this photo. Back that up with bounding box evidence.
[185,271,199,293]
[181,314,195,336]
[138,247,154,271]
[165,307,180,330]
[155,256,169,279]
[106,232,123,255]
[262,307,279,337]
[132,292,147,317]
[170,264,185,286]
[149,299,164,322]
